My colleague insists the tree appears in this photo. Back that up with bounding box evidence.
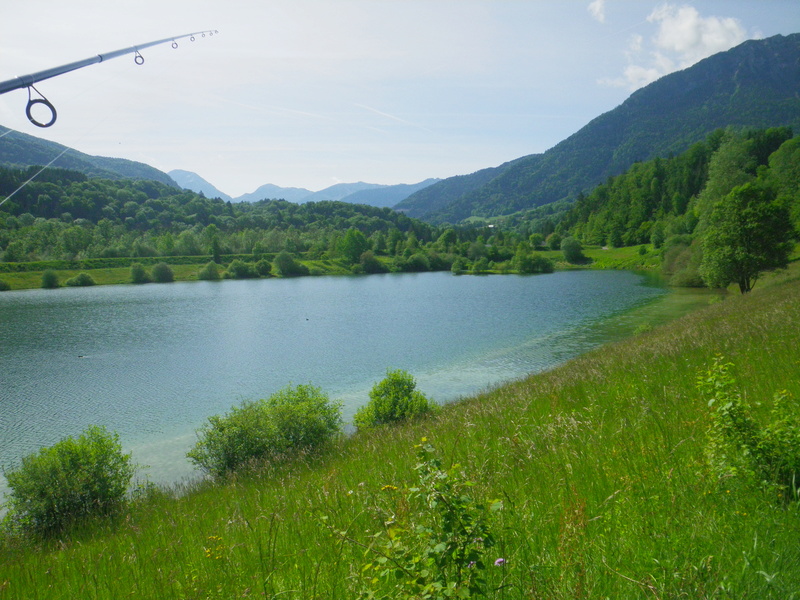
[338,228,370,264]
[353,369,436,430]
[560,236,586,264]
[700,183,794,293]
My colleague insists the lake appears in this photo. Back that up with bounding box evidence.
[0,270,697,489]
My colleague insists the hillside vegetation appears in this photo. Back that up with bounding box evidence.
[1,265,798,598]
[397,33,800,223]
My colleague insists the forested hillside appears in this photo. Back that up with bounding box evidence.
[0,126,178,187]
[551,126,799,290]
[1,164,552,278]
[398,33,800,223]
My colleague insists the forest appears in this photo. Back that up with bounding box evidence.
[1,126,798,291]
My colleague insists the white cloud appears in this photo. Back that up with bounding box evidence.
[649,4,747,66]
[601,3,748,90]
[588,0,606,24]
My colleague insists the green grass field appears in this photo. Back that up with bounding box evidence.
[1,264,798,598]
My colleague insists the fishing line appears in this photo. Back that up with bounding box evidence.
[0,30,218,207]
[0,146,71,208]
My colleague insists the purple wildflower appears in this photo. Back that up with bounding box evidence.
[494,558,506,566]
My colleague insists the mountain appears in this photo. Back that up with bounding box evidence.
[396,33,800,223]
[233,180,439,208]
[234,183,313,204]
[302,182,385,203]
[0,125,179,188]
[169,169,232,201]
[337,178,441,208]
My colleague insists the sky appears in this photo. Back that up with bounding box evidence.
[1,1,798,197]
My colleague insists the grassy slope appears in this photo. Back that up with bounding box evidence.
[1,267,798,598]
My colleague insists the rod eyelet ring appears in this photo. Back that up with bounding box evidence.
[190,36,196,42]
[26,98,57,128]
[134,51,144,65]
[172,41,178,49]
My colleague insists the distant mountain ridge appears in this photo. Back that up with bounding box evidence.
[169,169,232,201]
[396,33,800,223]
[171,171,439,208]
[0,125,179,188]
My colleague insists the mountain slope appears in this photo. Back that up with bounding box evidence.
[169,169,232,201]
[0,125,179,188]
[336,178,441,208]
[398,33,800,223]
[234,183,313,204]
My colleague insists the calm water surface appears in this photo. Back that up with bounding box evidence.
[1,270,679,488]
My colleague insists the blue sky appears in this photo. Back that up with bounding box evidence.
[1,1,798,196]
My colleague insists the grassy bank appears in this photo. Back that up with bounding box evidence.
[1,267,798,598]
[0,246,658,291]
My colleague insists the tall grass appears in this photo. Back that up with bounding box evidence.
[1,275,799,598]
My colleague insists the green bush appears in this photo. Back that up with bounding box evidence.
[65,272,96,287]
[198,261,222,281]
[346,440,500,599]
[353,369,436,430]
[41,269,59,289]
[560,236,587,264]
[255,258,272,276]
[3,426,135,536]
[130,262,151,284]
[0,279,10,291]
[187,384,342,477]
[225,258,259,279]
[698,356,800,499]
[150,262,174,283]
[272,251,309,277]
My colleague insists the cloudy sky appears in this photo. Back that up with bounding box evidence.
[1,1,798,196]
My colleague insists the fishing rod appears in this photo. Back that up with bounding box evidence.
[0,29,218,128]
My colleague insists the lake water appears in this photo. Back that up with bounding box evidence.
[0,270,690,489]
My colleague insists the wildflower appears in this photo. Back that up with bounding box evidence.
[494,558,506,566]
[381,485,398,491]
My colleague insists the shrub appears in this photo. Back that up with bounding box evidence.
[359,251,387,274]
[336,440,501,600]
[272,251,309,277]
[198,261,222,281]
[226,259,259,279]
[561,236,586,264]
[65,272,96,287]
[546,232,562,250]
[150,262,174,283]
[698,356,800,499]
[187,384,342,477]
[0,279,10,291]
[353,369,436,430]
[130,262,151,284]
[3,426,135,536]
[41,269,59,289]
[255,258,272,276]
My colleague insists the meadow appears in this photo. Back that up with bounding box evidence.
[0,263,798,599]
